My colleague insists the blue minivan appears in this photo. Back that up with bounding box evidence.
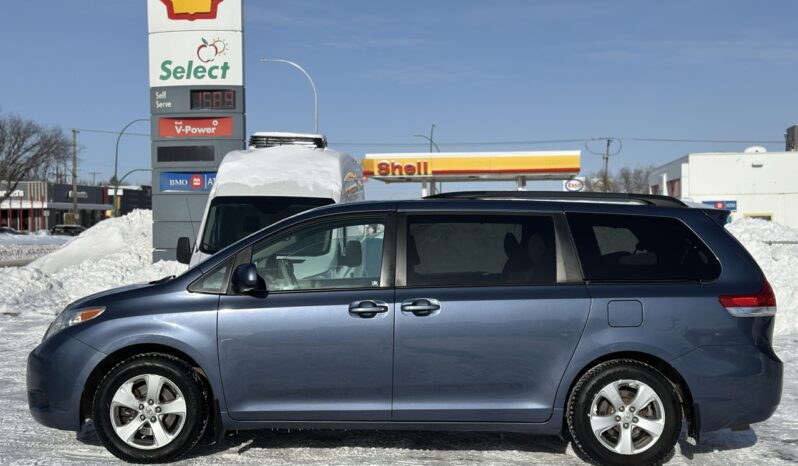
[27,192,782,465]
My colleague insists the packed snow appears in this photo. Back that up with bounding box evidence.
[214,146,347,200]
[0,210,795,464]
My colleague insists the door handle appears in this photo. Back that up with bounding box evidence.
[401,298,441,316]
[348,300,389,318]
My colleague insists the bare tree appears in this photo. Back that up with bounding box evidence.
[584,164,655,194]
[584,172,617,193]
[0,114,70,203]
[616,165,655,194]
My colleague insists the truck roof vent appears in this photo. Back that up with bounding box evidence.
[249,132,327,149]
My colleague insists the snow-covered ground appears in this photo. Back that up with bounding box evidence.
[0,212,795,464]
[0,231,70,264]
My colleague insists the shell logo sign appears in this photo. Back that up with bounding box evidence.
[160,0,224,21]
[362,151,581,181]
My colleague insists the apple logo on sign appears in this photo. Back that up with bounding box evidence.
[197,38,228,63]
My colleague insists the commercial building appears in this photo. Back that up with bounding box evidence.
[0,181,112,232]
[649,144,798,227]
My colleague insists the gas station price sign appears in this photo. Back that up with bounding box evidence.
[190,89,236,109]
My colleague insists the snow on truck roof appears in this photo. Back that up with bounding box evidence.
[212,144,358,200]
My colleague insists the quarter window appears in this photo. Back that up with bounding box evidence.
[190,258,233,294]
[567,213,721,282]
[251,218,386,292]
[406,215,557,287]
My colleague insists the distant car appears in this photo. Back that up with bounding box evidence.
[0,226,27,235]
[50,225,86,236]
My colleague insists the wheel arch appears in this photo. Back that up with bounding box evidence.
[79,343,220,435]
[560,351,698,442]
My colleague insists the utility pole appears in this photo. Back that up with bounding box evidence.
[71,129,79,224]
[585,137,622,192]
[89,171,100,185]
[602,138,611,192]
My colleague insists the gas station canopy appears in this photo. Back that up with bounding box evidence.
[362,150,581,192]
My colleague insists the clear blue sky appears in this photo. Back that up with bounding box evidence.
[1,0,797,199]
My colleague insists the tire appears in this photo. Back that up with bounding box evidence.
[92,353,208,463]
[567,360,681,466]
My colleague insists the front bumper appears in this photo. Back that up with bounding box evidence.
[671,344,783,433]
[27,333,106,431]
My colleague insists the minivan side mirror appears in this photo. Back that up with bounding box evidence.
[176,237,192,264]
[232,263,267,294]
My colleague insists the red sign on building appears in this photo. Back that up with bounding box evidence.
[159,117,233,138]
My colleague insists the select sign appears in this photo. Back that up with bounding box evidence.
[159,117,233,138]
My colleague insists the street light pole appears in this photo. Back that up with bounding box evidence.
[413,124,441,196]
[413,124,440,152]
[71,129,79,224]
[112,118,149,217]
[259,58,318,133]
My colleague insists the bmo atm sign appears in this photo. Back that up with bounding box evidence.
[148,0,245,262]
[159,172,216,192]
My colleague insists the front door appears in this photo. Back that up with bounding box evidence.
[393,211,591,422]
[218,214,395,421]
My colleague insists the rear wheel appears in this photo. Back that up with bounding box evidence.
[567,360,681,465]
[92,353,207,463]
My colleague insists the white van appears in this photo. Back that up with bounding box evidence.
[177,132,364,266]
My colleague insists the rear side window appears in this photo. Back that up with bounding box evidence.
[567,213,720,282]
[407,215,556,287]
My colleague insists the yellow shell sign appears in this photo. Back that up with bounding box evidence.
[362,151,581,181]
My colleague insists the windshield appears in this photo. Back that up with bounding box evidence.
[199,196,334,255]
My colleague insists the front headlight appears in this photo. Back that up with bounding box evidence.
[44,307,105,340]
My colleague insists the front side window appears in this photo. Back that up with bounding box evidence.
[406,215,557,287]
[199,196,334,255]
[251,218,386,292]
[567,213,721,282]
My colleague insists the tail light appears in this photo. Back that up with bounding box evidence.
[719,280,777,317]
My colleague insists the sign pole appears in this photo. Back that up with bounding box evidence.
[71,129,79,224]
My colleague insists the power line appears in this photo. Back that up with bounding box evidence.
[66,126,785,146]
[73,128,150,138]
[331,138,587,147]
[626,137,783,144]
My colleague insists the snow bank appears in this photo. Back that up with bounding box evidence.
[0,210,186,316]
[726,218,798,337]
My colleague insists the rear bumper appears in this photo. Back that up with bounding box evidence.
[27,333,105,431]
[671,344,782,433]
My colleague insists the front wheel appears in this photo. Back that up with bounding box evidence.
[92,353,208,463]
[567,360,682,466]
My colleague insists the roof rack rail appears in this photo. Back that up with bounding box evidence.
[424,191,687,207]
